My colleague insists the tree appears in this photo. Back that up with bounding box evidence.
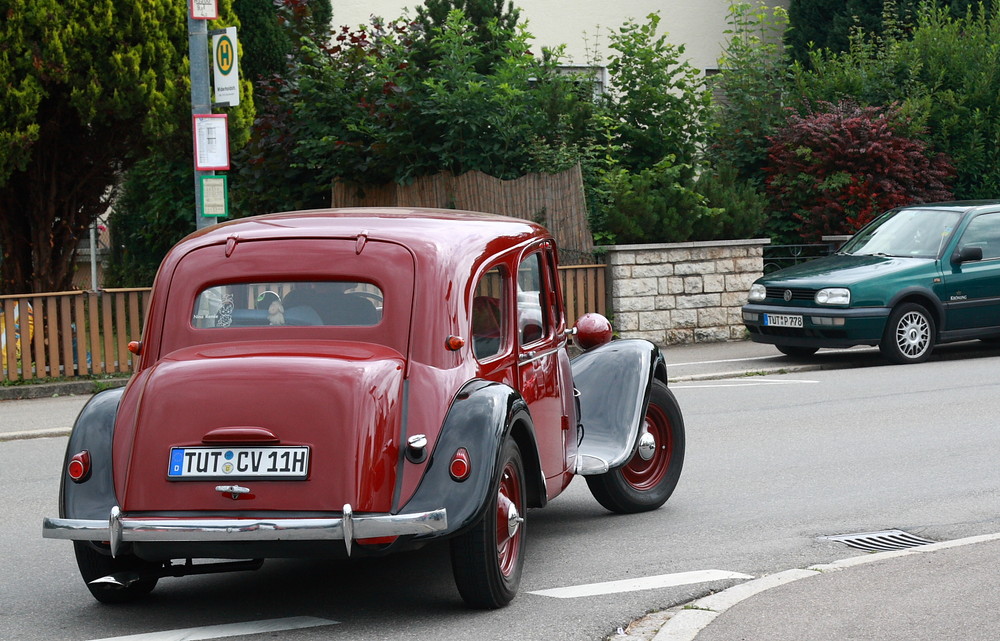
[764,102,954,241]
[0,0,255,294]
[233,0,293,89]
[0,0,187,293]
[601,13,710,172]
[411,0,520,74]
[709,2,791,184]
[786,0,996,66]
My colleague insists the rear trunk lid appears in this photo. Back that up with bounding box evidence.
[115,341,405,514]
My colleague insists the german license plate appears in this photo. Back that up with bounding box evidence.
[763,313,803,328]
[168,446,309,479]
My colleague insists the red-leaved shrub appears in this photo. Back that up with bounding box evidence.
[764,102,955,242]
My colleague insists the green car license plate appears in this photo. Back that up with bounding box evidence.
[762,313,803,328]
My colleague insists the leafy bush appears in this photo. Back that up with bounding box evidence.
[791,2,1000,201]
[601,13,710,172]
[708,2,791,185]
[602,158,721,244]
[235,6,765,245]
[764,101,954,242]
[785,0,994,66]
[694,163,769,240]
[105,153,196,287]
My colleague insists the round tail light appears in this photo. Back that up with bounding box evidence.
[67,451,91,483]
[449,448,471,481]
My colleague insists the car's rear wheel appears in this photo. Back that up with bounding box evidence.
[880,303,935,364]
[586,380,684,514]
[450,438,526,609]
[776,345,819,358]
[73,541,159,604]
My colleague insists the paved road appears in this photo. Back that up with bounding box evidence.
[6,338,1000,641]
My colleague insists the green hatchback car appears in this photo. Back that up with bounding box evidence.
[742,201,1000,364]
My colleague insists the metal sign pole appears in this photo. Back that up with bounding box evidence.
[188,10,216,230]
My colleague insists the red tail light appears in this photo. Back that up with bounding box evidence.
[67,451,91,483]
[449,448,471,481]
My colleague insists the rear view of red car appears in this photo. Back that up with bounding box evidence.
[43,208,685,608]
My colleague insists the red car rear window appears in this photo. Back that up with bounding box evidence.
[193,281,383,328]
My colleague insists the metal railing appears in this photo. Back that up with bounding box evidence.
[763,241,844,274]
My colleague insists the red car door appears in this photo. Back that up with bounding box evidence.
[516,246,576,497]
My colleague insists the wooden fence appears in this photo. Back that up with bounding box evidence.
[1,289,149,383]
[0,266,607,384]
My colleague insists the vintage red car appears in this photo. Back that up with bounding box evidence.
[43,208,685,608]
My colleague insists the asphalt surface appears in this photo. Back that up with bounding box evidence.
[3,339,998,641]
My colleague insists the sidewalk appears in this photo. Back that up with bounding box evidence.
[649,533,1000,641]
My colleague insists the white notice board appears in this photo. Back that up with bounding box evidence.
[193,114,230,171]
[190,0,218,20]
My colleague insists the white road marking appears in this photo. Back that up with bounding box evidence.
[88,616,338,641]
[528,570,754,599]
[674,379,819,389]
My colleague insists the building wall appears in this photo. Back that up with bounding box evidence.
[603,239,770,344]
[330,0,789,73]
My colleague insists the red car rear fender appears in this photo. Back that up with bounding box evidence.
[401,380,545,538]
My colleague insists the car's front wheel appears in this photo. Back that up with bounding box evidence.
[880,303,935,364]
[73,541,159,604]
[776,345,819,359]
[450,438,526,609]
[586,380,685,513]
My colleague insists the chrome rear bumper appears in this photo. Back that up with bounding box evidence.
[42,505,447,557]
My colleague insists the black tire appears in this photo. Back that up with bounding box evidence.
[450,438,526,609]
[73,541,159,604]
[586,380,685,514]
[776,345,819,359]
[879,303,935,364]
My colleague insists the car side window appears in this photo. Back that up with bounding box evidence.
[517,252,550,345]
[958,213,1000,260]
[472,266,508,360]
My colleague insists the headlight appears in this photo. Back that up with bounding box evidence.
[748,283,766,302]
[815,288,850,305]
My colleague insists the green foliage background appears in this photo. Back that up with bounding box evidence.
[11,0,1000,293]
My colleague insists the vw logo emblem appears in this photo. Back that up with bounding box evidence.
[783,290,793,302]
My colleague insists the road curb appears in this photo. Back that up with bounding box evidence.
[650,531,1000,641]
[0,378,126,401]
[0,427,72,442]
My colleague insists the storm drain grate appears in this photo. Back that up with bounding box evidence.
[818,529,938,552]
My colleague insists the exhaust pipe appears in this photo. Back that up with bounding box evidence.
[90,558,264,588]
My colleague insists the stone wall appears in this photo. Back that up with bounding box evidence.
[603,239,770,345]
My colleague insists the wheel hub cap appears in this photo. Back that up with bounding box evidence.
[506,502,522,538]
[637,431,657,461]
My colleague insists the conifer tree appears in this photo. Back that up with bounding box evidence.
[0,0,250,293]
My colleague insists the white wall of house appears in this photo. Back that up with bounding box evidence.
[331,1,789,75]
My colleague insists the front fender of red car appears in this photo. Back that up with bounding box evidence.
[571,339,667,474]
[402,380,545,539]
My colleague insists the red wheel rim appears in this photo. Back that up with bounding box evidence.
[495,462,523,577]
[622,403,673,491]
